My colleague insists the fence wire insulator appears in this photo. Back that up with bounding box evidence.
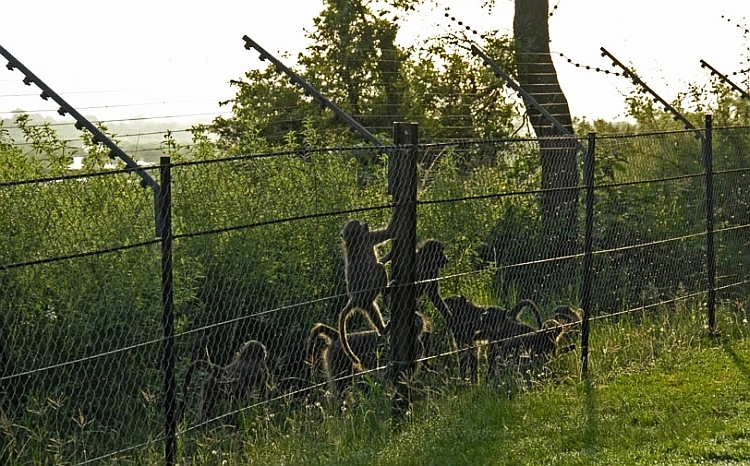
[0,43,159,192]
[700,59,750,100]
[442,8,483,39]
[472,43,584,153]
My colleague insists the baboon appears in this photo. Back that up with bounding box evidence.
[378,238,448,372]
[306,323,387,400]
[488,304,582,376]
[519,305,582,361]
[307,312,432,401]
[414,239,450,303]
[337,219,393,367]
[442,295,542,382]
[380,238,450,310]
[482,302,544,379]
[180,339,270,424]
[440,295,484,382]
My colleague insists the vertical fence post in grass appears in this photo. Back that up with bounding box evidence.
[703,115,717,335]
[581,133,595,377]
[0,45,173,462]
[388,122,419,419]
[159,157,176,465]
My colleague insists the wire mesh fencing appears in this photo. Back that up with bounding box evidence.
[2,124,750,464]
[0,166,164,463]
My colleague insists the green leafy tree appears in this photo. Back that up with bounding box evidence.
[0,119,43,181]
[197,0,519,153]
[403,33,519,141]
[301,0,407,135]
[14,114,76,174]
[209,66,317,152]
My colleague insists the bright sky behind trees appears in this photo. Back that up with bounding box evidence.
[0,0,747,125]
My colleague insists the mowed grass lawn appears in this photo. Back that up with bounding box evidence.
[228,332,750,466]
[365,337,750,466]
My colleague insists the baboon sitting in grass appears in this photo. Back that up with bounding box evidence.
[488,305,581,375]
[180,339,271,424]
[306,312,432,402]
[494,304,582,372]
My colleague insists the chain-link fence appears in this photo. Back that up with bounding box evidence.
[2,122,749,464]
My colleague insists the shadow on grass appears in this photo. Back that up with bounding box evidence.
[721,338,750,380]
[582,376,598,456]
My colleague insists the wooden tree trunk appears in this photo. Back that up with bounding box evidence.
[377,25,403,129]
[514,0,579,265]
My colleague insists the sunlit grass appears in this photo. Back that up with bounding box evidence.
[5,302,750,465]
[161,302,750,466]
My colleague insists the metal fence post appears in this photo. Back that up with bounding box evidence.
[388,122,418,418]
[581,133,595,377]
[159,156,176,465]
[703,115,716,334]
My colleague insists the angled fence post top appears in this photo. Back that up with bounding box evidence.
[700,60,750,101]
[471,43,585,154]
[0,43,167,235]
[0,43,159,192]
[601,47,704,142]
[242,35,384,147]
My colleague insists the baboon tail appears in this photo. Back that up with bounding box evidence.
[337,305,363,367]
[511,299,543,329]
[305,322,339,366]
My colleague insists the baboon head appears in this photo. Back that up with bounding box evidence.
[340,219,368,242]
[544,306,582,339]
[443,294,467,311]
[555,305,582,324]
[480,306,508,331]
[417,239,449,270]
[544,306,582,331]
[442,295,486,337]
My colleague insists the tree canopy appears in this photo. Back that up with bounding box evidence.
[195,0,520,152]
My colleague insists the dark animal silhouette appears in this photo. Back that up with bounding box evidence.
[442,295,542,382]
[337,219,393,367]
[307,312,432,402]
[180,339,270,423]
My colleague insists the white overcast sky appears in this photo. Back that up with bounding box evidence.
[0,0,747,128]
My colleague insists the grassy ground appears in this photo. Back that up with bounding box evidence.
[369,337,750,466]
[176,305,750,466]
[7,305,750,464]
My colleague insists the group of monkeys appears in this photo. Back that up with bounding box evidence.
[180,217,582,423]
[305,218,582,402]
